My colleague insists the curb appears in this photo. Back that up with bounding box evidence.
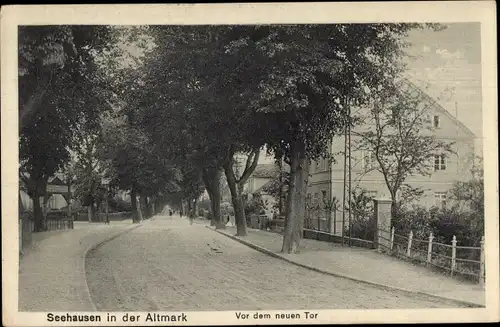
[83,223,143,310]
[209,226,483,308]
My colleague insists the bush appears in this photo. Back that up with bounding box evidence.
[393,205,483,248]
[244,193,264,217]
[392,205,438,240]
[345,189,374,240]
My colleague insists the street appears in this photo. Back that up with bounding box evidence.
[85,215,467,310]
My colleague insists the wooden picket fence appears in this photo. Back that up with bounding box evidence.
[24,218,74,232]
[378,227,485,285]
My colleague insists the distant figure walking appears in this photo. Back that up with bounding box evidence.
[169,210,173,216]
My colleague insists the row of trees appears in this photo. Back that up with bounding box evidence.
[20,24,449,253]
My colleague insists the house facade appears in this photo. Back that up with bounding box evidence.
[308,87,477,210]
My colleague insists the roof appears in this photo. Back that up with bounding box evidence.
[48,176,66,185]
[255,179,274,194]
[251,163,280,178]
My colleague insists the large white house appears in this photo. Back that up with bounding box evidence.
[308,83,477,209]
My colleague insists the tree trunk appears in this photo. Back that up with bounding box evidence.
[150,199,155,217]
[41,192,49,230]
[211,186,223,229]
[187,199,193,217]
[33,194,43,232]
[87,205,93,223]
[138,196,145,222]
[278,160,284,216]
[390,190,399,219]
[207,192,215,226]
[131,190,139,223]
[67,178,72,219]
[193,197,198,218]
[144,197,153,219]
[224,161,246,236]
[281,139,309,254]
[203,167,223,229]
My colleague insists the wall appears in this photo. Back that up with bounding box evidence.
[245,176,272,194]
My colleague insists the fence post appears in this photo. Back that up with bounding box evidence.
[427,232,434,267]
[479,236,485,286]
[317,209,321,234]
[377,228,382,253]
[406,230,413,257]
[333,208,337,234]
[451,235,457,276]
[390,227,395,252]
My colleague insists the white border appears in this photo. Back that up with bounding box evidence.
[2,2,498,325]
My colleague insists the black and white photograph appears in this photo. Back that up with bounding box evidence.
[2,2,498,326]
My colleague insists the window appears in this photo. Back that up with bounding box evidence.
[311,161,317,173]
[434,192,447,206]
[313,193,319,206]
[434,155,446,171]
[306,193,312,205]
[366,191,378,199]
[433,115,440,128]
[363,151,376,169]
[321,190,327,203]
[321,158,328,171]
[424,114,432,124]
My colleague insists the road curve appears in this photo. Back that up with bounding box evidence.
[85,215,466,311]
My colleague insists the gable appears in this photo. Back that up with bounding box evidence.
[404,79,476,138]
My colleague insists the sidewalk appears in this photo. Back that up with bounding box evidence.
[213,225,485,307]
[19,219,142,311]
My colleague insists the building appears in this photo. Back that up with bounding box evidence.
[19,173,73,212]
[308,84,477,210]
[243,163,283,213]
[244,163,280,195]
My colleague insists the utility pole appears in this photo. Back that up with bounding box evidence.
[348,101,352,248]
[455,101,460,175]
[341,98,349,247]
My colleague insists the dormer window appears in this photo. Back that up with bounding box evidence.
[433,115,441,128]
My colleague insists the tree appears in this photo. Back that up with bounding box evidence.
[223,150,260,235]
[354,79,454,217]
[72,118,106,223]
[98,109,181,223]
[448,156,484,214]
[19,25,120,231]
[227,24,437,253]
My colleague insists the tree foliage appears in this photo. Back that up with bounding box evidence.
[19,25,120,231]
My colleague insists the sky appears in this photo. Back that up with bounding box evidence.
[403,23,483,152]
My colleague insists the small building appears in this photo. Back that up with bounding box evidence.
[19,173,73,212]
[244,163,280,195]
